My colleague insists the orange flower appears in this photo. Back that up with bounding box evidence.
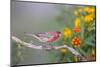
[74,27,80,33]
[72,37,81,47]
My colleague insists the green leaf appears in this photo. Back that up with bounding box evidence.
[85,41,95,47]
[76,48,87,56]
[84,35,95,47]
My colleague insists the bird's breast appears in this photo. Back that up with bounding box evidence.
[47,35,59,42]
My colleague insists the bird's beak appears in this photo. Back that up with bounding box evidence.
[59,33,62,37]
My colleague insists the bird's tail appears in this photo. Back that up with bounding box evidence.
[24,32,43,42]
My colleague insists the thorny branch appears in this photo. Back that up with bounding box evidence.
[12,36,87,61]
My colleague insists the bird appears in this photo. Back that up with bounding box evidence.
[25,31,62,50]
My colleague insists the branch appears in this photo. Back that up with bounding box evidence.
[12,36,43,50]
[12,36,87,61]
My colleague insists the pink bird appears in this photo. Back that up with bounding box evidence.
[26,31,61,50]
[26,31,61,43]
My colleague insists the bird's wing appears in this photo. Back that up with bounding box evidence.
[26,33,49,42]
[35,32,52,38]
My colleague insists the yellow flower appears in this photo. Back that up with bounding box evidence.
[74,18,81,28]
[78,8,82,12]
[83,6,95,23]
[74,56,79,62]
[84,6,95,14]
[84,14,94,23]
[74,8,82,16]
[84,6,90,12]
[63,28,72,38]
[60,48,67,54]
[92,48,96,56]
[90,7,95,13]
[74,10,78,16]
[74,7,95,24]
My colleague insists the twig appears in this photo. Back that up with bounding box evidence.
[12,36,43,49]
[12,36,87,61]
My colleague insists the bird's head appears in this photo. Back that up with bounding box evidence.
[56,31,61,36]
